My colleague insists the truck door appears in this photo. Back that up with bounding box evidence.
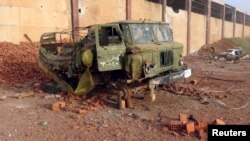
[96,24,126,71]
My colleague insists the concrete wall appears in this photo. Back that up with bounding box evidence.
[224,21,234,38]
[131,0,162,21]
[78,0,161,26]
[78,0,126,27]
[235,23,243,37]
[0,0,71,43]
[210,17,222,43]
[166,7,187,55]
[246,26,250,37]
[190,13,206,53]
[1,0,250,51]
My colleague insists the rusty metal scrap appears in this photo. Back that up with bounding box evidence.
[163,84,206,96]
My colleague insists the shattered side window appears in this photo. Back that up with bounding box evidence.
[98,26,122,46]
[130,24,154,44]
[121,24,132,44]
[161,24,173,42]
[152,24,165,42]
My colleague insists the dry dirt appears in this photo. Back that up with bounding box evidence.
[0,41,250,141]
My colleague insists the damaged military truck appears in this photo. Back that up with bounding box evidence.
[39,20,192,108]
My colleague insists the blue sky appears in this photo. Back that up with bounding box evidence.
[223,0,250,12]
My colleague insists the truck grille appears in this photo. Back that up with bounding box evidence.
[160,50,173,67]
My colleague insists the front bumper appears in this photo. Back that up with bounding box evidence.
[149,69,192,85]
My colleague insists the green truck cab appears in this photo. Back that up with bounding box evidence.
[39,20,192,107]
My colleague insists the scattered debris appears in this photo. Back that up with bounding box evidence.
[214,99,249,110]
[42,82,62,94]
[171,131,180,136]
[51,101,66,111]
[33,82,41,88]
[198,129,205,140]
[73,125,80,130]
[186,122,195,134]
[163,84,205,97]
[127,113,140,120]
[40,121,48,126]
[0,95,7,101]
[178,132,187,137]
[12,92,35,99]
[165,114,229,140]
[0,42,49,86]
[179,114,188,124]
[214,118,226,125]
[169,120,184,132]
[206,75,245,82]
[242,54,249,60]
[188,115,197,122]
[43,94,61,99]
[23,34,37,48]
[196,118,207,132]
[162,127,169,134]
[119,99,126,109]
[190,80,198,85]
[78,109,87,115]
[72,114,83,120]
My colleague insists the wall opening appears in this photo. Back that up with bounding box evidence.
[167,0,186,12]
[225,5,234,22]
[211,2,223,19]
[246,15,250,26]
[191,0,207,15]
[236,11,244,24]
[147,0,186,13]
[147,0,161,4]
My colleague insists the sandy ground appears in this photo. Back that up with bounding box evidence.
[0,56,250,141]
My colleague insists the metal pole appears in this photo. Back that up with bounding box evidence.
[126,0,132,20]
[206,0,211,45]
[71,0,79,41]
[162,0,167,22]
[233,8,236,38]
[221,5,225,39]
[243,13,245,37]
[187,0,191,55]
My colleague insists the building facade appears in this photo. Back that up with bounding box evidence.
[0,0,250,55]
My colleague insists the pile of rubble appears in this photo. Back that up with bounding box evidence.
[163,114,225,140]
[163,82,205,97]
[189,39,249,62]
[0,42,49,86]
[50,94,106,119]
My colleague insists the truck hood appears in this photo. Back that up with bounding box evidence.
[127,42,183,53]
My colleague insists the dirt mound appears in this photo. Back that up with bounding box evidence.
[197,39,235,56]
[0,42,49,86]
[212,39,234,53]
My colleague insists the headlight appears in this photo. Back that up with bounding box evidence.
[144,64,156,74]
[179,59,184,66]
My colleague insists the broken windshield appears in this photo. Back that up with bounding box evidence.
[130,24,154,44]
[130,23,173,44]
[152,24,165,42]
[161,24,173,41]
